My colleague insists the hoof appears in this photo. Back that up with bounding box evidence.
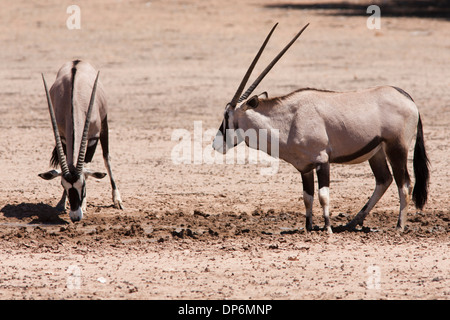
[113,190,123,209]
[114,200,124,210]
[345,219,362,231]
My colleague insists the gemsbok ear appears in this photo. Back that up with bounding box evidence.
[84,170,107,179]
[38,170,62,180]
[246,95,260,109]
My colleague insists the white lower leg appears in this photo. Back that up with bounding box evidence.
[318,187,332,233]
[104,157,123,209]
[81,197,87,212]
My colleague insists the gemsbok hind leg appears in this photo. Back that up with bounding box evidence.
[386,145,412,231]
[346,149,393,230]
[100,117,124,210]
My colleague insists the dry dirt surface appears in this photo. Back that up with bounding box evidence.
[0,0,449,300]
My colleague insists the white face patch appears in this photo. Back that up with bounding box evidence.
[213,105,235,154]
[61,179,72,190]
[61,176,84,190]
[73,179,83,191]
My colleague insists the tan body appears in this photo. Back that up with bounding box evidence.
[50,61,107,167]
[236,86,418,173]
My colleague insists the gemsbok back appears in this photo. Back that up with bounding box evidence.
[212,24,430,233]
[39,60,123,222]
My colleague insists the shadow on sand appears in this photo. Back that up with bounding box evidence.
[1,202,68,225]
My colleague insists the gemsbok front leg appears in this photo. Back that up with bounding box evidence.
[100,117,123,209]
[56,190,68,211]
[301,171,314,231]
[316,162,332,233]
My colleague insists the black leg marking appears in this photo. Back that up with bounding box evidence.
[370,149,393,186]
[316,162,330,189]
[301,171,314,196]
[100,117,109,157]
[301,170,314,232]
[100,117,115,188]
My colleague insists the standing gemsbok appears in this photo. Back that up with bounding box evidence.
[212,24,429,233]
[39,60,123,222]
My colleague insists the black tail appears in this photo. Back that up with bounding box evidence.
[50,143,67,168]
[412,115,430,210]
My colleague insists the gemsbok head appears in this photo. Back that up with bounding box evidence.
[39,60,123,222]
[213,24,430,233]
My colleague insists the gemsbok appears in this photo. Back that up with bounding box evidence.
[39,60,123,222]
[212,24,429,233]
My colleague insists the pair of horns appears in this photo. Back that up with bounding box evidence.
[42,72,100,177]
[229,22,310,108]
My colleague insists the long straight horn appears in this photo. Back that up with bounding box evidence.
[229,23,278,108]
[76,71,100,175]
[42,74,70,177]
[238,23,310,103]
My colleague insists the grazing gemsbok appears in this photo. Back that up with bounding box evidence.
[39,60,123,222]
[212,24,429,233]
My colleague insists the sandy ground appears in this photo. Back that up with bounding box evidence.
[0,0,448,300]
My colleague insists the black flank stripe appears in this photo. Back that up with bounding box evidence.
[332,136,383,164]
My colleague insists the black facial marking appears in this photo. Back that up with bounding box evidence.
[68,187,81,211]
[64,172,80,184]
[331,136,383,164]
[220,111,229,143]
[224,112,229,137]
[67,180,85,211]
